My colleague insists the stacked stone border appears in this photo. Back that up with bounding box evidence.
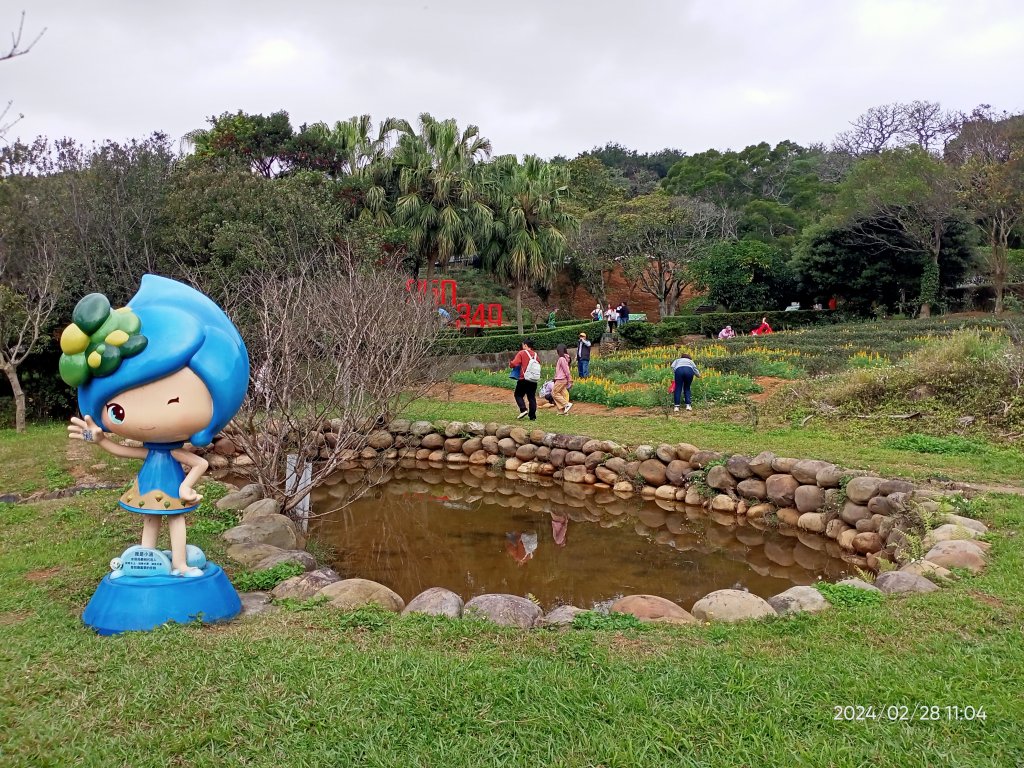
[211,419,992,627]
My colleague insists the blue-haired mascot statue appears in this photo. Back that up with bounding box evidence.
[60,275,249,634]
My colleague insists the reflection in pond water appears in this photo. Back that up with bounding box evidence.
[310,464,851,611]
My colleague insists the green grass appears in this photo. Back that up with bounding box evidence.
[1,417,1023,766]
[0,482,1022,766]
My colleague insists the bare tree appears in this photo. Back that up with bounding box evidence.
[1,13,46,138]
[835,101,963,157]
[222,239,447,514]
[0,223,62,432]
[899,100,963,154]
[834,103,906,156]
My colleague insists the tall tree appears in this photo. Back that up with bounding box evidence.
[483,155,577,333]
[393,114,492,279]
[612,194,736,317]
[185,110,294,178]
[290,114,411,224]
[947,108,1024,313]
[689,240,795,311]
[832,146,961,317]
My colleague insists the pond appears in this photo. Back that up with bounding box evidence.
[309,466,851,611]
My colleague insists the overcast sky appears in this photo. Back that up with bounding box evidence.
[4,0,1023,159]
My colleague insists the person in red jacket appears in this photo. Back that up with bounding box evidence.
[509,339,539,420]
[751,317,773,336]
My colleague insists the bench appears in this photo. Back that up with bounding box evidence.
[627,313,647,323]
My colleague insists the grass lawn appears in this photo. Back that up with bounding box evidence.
[1,421,1023,766]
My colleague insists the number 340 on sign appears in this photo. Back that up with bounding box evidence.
[455,303,503,328]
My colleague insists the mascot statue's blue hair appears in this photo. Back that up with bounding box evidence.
[61,275,249,635]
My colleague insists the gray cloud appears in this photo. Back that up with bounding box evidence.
[4,0,1023,158]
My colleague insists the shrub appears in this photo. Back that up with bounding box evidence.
[233,561,305,591]
[619,322,658,347]
[436,320,606,354]
[882,434,988,455]
[814,582,884,607]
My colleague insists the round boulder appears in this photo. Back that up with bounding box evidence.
[691,589,777,622]
[270,567,341,600]
[765,474,799,507]
[402,587,464,617]
[726,455,753,480]
[706,465,736,491]
[638,459,668,487]
[221,515,299,550]
[767,586,830,615]
[925,540,987,573]
[367,430,394,450]
[254,549,318,572]
[319,578,405,612]
[241,498,283,523]
[655,444,676,464]
[791,460,829,485]
[794,485,825,514]
[748,451,776,479]
[464,594,542,628]
[536,605,588,627]
[216,483,263,511]
[736,478,768,501]
[610,594,695,623]
[845,476,883,504]
[874,571,940,595]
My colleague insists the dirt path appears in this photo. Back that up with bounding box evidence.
[66,437,102,485]
[431,376,793,415]
[427,383,648,417]
[749,376,791,403]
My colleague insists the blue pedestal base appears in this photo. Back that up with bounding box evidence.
[82,563,241,636]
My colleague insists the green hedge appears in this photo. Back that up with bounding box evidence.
[654,310,846,339]
[435,320,607,355]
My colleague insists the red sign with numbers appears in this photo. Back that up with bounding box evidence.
[404,279,503,328]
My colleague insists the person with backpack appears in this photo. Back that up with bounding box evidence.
[509,339,541,420]
[552,343,574,415]
[670,353,700,412]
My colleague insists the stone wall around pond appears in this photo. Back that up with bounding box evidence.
[207,418,991,579]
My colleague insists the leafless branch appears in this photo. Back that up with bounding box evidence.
[223,239,450,515]
[1,12,45,63]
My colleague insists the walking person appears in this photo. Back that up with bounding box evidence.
[576,332,592,378]
[509,339,541,420]
[670,353,700,412]
[604,303,619,334]
[552,343,573,415]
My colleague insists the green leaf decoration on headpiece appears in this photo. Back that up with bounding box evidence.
[58,293,148,387]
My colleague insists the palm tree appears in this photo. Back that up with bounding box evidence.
[392,114,493,279]
[483,155,578,333]
[295,115,411,224]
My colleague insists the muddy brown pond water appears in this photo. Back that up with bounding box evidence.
[308,465,851,612]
